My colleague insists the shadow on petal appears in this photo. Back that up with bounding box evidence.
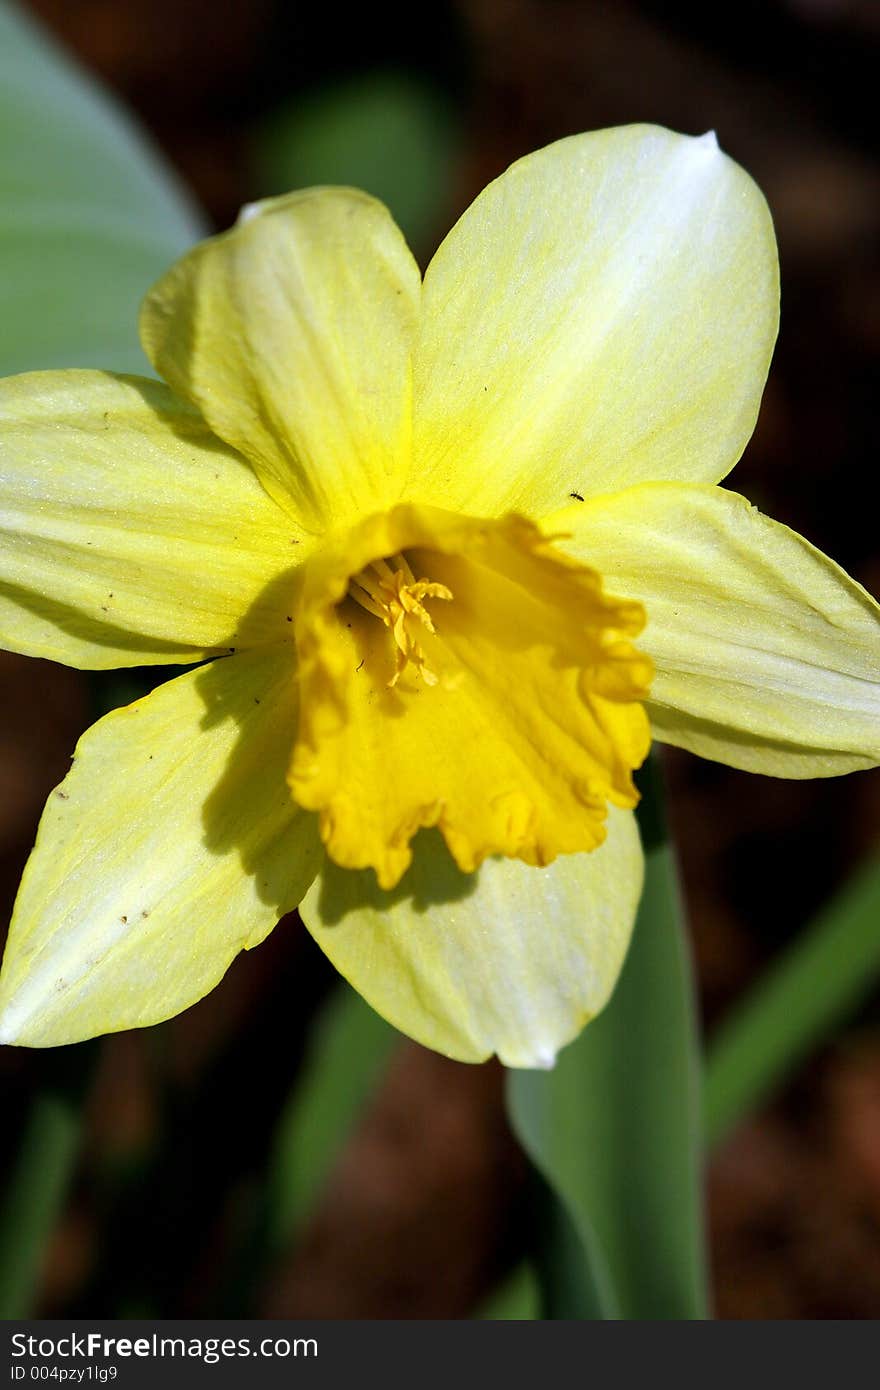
[313,827,479,926]
[191,555,486,918]
[194,644,321,922]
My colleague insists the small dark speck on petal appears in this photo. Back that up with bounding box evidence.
[142,910,150,918]
[286,615,293,622]
[254,697,261,704]
[120,915,127,924]
[56,790,69,800]
[100,606,109,612]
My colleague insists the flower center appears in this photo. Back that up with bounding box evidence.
[348,553,452,687]
[291,504,653,889]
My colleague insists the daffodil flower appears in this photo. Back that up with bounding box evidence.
[1,125,878,1067]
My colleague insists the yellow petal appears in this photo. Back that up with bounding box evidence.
[140,189,420,534]
[550,482,880,776]
[0,646,322,1046]
[411,125,778,516]
[290,503,651,889]
[301,809,643,1066]
[0,371,306,668]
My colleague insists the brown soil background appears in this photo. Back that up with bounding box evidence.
[2,0,879,1319]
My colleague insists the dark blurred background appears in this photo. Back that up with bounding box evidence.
[1,0,879,1319]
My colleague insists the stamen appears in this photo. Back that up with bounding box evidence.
[348,553,452,686]
[348,574,388,620]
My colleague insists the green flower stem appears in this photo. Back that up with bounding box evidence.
[506,756,709,1319]
[705,854,880,1149]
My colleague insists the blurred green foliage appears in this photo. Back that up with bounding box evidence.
[0,1046,97,1318]
[0,0,205,1318]
[706,855,880,1148]
[476,1260,540,1320]
[254,71,460,254]
[0,0,201,376]
[265,987,397,1251]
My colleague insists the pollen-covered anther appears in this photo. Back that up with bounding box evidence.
[348,553,452,686]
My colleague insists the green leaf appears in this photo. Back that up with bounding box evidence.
[265,984,398,1249]
[527,1174,614,1318]
[0,0,202,375]
[254,70,460,253]
[506,758,709,1319]
[705,855,880,1149]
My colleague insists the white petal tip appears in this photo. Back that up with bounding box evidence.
[0,993,37,1046]
[503,1042,558,1071]
[236,200,264,226]
[533,1050,558,1070]
[696,129,720,153]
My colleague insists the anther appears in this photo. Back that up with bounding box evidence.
[348,553,452,685]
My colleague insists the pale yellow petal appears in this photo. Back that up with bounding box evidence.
[300,808,643,1067]
[0,371,307,668]
[550,482,880,776]
[0,646,322,1046]
[140,189,420,533]
[411,125,778,516]
[290,504,651,889]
